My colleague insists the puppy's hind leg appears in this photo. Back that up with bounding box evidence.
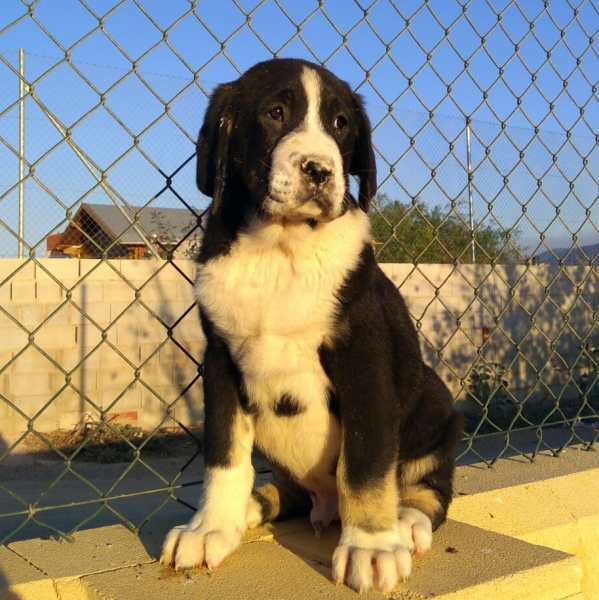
[398,411,463,556]
[246,467,311,528]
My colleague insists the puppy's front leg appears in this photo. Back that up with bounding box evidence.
[161,339,255,570]
[161,410,254,570]
[332,446,411,593]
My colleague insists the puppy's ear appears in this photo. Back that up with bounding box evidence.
[349,93,377,212]
[196,81,238,212]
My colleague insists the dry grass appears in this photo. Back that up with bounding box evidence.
[23,416,202,463]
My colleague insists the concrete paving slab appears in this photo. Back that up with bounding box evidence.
[0,544,56,600]
[274,518,580,600]
[81,540,389,600]
[8,525,155,580]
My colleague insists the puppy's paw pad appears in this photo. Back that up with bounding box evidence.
[398,507,433,556]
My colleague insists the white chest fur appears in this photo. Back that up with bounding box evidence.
[195,209,370,487]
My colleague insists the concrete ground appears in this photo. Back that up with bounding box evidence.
[1,431,598,599]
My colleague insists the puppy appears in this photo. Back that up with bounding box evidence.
[161,58,462,593]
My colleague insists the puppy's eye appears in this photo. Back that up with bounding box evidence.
[268,107,284,121]
[334,115,347,130]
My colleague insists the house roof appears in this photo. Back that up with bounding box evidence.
[80,203,203,245]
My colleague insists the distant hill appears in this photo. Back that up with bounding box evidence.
[535,242,599,265]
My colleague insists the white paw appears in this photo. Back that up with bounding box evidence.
[398,507,433,556]
[160,521,244,570]
[245,495,263,529]
[332,525,412,593]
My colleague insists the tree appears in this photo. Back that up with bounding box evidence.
[371,194,522,264]
[149,210,178,259]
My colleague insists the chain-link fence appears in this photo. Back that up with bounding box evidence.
[1,0,598,544]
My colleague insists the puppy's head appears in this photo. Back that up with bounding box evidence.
[197,58,377,223]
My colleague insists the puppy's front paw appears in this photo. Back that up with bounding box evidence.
[332,525,412,593]
[160,522,244,571]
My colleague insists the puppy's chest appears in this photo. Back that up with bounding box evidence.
[196,224,359,363]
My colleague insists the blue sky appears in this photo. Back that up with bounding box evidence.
[1,0,598,258]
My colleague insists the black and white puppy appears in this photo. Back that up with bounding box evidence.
[161,58,462,593]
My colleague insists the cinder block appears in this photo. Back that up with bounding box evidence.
[79,259,121,281]
[412,297,437,320]
[74,322,104,348]
[171,310,205,344]
[0,348,14,368]
[10,280,36,302]
[8,371,52,398]
[67,280,103,304]
[157,340,194,364]
[0,282,10,303]
[31,324,77,350]
[139,362,173,387]
[400,276,437,299]
[8,347,54,374]
[19,303,46,328]
[119,259,163,282]
[171,388,205,427]
[52,366,97,394]
[53,384,85,410]
[173,258,196,279]
[0,324,29,351]
[144,301,187,326]
[35,279,65,302]
[111,300,149,325]
[36,257,80,280]
[102,279,136,304]
[172,360,202,386]
[54,345,101,372]
[115,323,139,346]
[70,302,111,327]
[1,303,19,321]
[101,384,142,412]
[176,279,195,301]
[97,345,136,368]
[0,258,34,281]
[137,323,168,344]
[95,366,137,395]
[138,282,173,302]
[0,395,22,431]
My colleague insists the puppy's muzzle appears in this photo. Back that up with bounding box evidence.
[302,158,333,186]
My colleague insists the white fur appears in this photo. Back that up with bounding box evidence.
[160,417,255,570]
[331,508,433,592]
[398,506,433,556]
[266,67,346,221]
[332,524,412,593]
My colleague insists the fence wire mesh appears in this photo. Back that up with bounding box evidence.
[1,0,598,544]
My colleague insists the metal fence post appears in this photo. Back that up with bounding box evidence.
[18,48,25,259]
[466,120,475,264]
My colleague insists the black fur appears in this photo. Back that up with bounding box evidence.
[272,394,305,417]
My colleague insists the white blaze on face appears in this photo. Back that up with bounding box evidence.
[267,67,346,221]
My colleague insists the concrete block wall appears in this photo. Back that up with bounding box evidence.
[0,259,205,444]
[381,263,599,401]
[1,259,598,443]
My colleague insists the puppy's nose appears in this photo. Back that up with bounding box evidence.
[301,159,332,185]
